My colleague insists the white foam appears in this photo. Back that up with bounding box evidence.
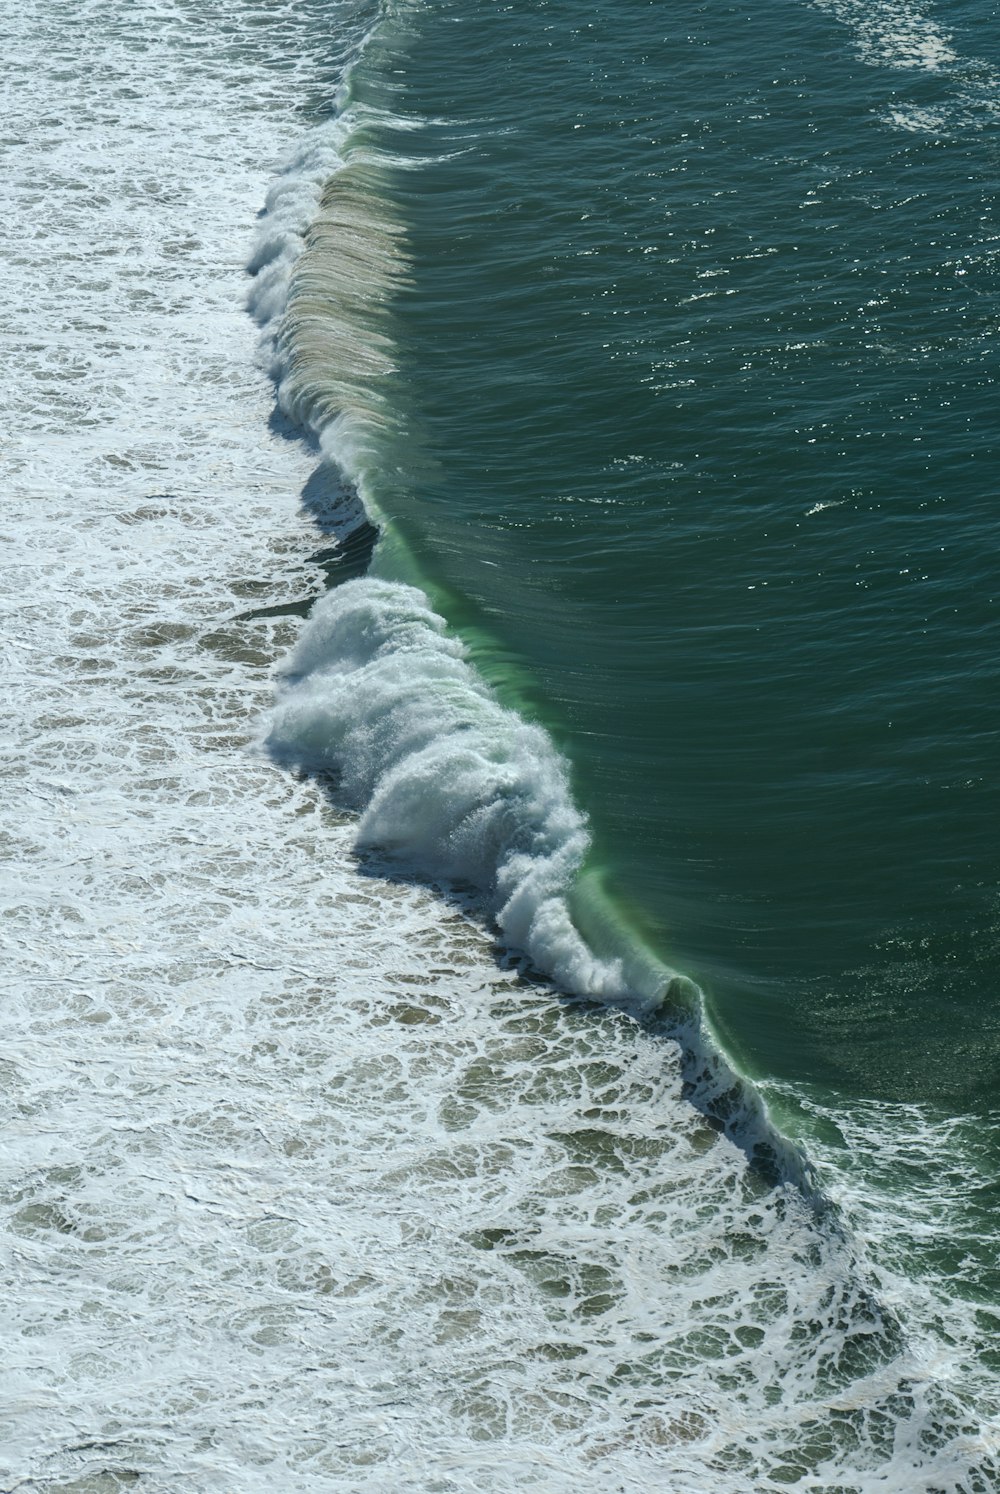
[814,0,957,71]
[885,103,953,133]
[814,0,1000,137]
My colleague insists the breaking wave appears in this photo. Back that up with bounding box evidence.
[266,578,640,1005]
[235,8,1000,1485]
[244,15,820,1178]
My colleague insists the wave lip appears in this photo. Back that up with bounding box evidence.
[246,94,418,487]
[247,119,353,384]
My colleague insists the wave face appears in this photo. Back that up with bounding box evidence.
[247,115,407,459]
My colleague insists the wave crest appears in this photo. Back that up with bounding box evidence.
[265,578,641,1006]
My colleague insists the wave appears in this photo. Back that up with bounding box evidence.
[266,577,640,1003]
[245,24,816,1186]
[238,16,1000,1484]
[247,46,654,1001]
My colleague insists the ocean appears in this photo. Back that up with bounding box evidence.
[3,0,999,1488]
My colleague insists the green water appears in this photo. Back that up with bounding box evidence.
[348,0,1000,1117]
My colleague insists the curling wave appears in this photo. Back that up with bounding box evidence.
[247,107,409,464]
[267,578,647,1006]
[246,71,660,1009]
[265,575,826,1184]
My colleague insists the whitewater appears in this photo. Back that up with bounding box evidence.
[2,0,998,1489]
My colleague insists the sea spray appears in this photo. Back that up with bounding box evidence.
[267,577,637,1004]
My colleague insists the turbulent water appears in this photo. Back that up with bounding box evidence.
[3,0,999,1489]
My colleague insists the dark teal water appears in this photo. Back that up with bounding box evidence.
[349,0,1000,1117]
